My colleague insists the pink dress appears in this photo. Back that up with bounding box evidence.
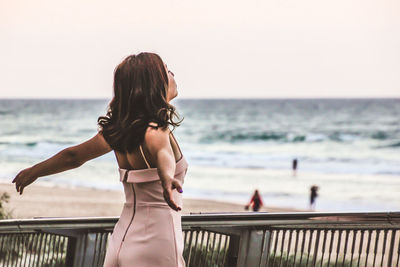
[103,142,188,267]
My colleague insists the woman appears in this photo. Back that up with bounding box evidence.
[12,52,188,266]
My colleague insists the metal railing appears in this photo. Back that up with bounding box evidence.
[0,211,399,267]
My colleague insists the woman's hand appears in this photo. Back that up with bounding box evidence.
[12,167,38,195]
[162,178,183,211]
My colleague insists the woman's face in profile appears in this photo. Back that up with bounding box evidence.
[165,64,177,102]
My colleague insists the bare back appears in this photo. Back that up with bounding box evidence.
[115,125,183,170]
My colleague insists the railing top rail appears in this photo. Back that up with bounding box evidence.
[0,211,399,233]
[183,211,400,221]
[0,216,119,226]
[182,211,400,228]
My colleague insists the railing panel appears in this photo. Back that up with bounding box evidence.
[183,229,230,267]
[0,232,69,267]
[264,228,400,267]
[0,211,400,266]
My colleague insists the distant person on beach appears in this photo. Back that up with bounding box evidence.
[310,185,319,210]
[292,158,298,176]
[245,189,263,212]
[12,52,187,266]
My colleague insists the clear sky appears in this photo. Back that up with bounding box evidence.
[1,0,399,99]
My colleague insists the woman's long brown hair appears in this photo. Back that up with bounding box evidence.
[97,52,181,153]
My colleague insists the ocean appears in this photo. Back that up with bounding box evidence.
[1,98,399,211]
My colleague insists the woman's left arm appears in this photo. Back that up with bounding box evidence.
[12,133,112,194]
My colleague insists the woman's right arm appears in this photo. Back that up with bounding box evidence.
[12,133,112,194]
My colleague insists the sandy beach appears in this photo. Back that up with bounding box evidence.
[0,182,300,219]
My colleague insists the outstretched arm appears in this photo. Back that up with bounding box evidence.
[145,127,183,211]
[12,133,112,194]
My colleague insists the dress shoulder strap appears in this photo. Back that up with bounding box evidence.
[169,130,183,159]
[139,145,151,169]
[137,122,158,169]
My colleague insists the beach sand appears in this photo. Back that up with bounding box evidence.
[0,182,300,219]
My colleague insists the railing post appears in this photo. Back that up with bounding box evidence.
[226,235,240,266]
[65,236,76,267]
[67,232,99,267]
[236,229,265,267]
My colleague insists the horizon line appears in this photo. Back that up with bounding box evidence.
[0,96,399,100]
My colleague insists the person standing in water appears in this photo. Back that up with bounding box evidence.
[245,189,264,212]
[310,185,319,210]
[292,158,298,176]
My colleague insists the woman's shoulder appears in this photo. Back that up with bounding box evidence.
[142,124,173,158]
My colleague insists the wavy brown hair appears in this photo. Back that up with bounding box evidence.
[97,52,181,153]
